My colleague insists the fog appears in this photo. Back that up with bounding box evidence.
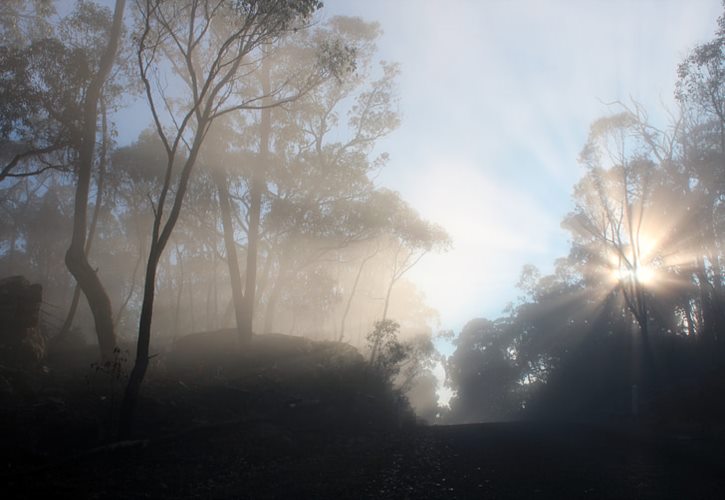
[2,1,725,498]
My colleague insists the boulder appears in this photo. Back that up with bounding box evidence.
[0,276,45,367]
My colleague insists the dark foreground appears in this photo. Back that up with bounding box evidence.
[3,332,724,498]
[5,418,724,499]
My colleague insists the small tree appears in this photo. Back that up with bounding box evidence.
[367,319,407,379]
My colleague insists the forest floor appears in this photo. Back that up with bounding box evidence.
[2,332,725,499]
[4,415,725,499]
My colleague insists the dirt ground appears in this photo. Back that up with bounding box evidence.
[3,332,724,499]
[5,417,725,499]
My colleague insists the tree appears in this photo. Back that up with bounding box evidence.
[119,0,329,438]
[58,97,112,343]
[676,3,725,153]
[563,111,679,390]
[64,0,127,362]
[446,318,523,422]
[203,17,387,340]
[0,1,130,361]
[379,193,450,321]
[338,239,381,341]
[446,5,725,424]
[0,0,54,47]
[0,18,82,181]
[675,4,725,344]
[367,319,407,379]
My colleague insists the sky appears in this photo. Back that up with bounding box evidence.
[317,0,724,335]
[108,0,725,338]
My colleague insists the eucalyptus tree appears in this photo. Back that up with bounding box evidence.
[0,2,86,183]
[562,112,675,392]
[201,16,392,339]
[64,0,127,363]
[677,4,725,153]
[379,195,450,322]
[0,1,135,360]
[675,6,725,343]
[119,0,337,437]
[0,0,55,47]
[257,18,400,334]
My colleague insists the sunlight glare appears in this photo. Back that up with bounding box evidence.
[612,264,655,285]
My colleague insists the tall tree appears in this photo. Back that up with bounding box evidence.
[676,4,725,344]
[203,17,384,340]
[65,0,126,362]
[119,0,328,438]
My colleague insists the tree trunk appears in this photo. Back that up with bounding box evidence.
[205,263,214,330]
[114,223,145,331]
[173,243,184,338]
[684,298,697,337]
[262,266,284,334]
[119,88,211,438]
[60,103,110,340]
[263,247,291,334]
[119,243,160,438]
[633,285,658,396]
[58,286,83,339]
[708,253,724,344]
[255,243,274,313]
[213,167,246,340]
[212,251,219,330]
[695,258,715,345]
[262,279,282,334]
[240,61,271,341]
[188,266,195,333]
[340,248,377,341]
[64,0,125,362]
[381,278,395,321]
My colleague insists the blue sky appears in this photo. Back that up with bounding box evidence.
[319,0,723,334]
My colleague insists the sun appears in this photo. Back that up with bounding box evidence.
[635,265,655,284]
[607,236,659,287]
[612,265,656,285]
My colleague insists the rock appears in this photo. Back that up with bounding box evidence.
[0,275,45,367]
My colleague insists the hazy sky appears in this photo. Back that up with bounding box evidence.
[319,0,723,333]
[110,1,724,336]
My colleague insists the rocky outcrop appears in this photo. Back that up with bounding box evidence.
[0,276,45,367]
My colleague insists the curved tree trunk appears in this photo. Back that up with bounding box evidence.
[64,0,125,362]
[59,100,109,341]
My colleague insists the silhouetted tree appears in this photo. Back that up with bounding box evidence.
[120,0,327,438]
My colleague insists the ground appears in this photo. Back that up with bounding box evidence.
[2,332,725,498]
[4,411,725,498]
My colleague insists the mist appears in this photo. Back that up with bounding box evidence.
[2,1,725,498]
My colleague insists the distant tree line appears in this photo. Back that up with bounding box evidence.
[446,4,725,424]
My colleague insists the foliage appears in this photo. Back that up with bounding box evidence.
[367,319,408,379]
[447,4,725,424]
